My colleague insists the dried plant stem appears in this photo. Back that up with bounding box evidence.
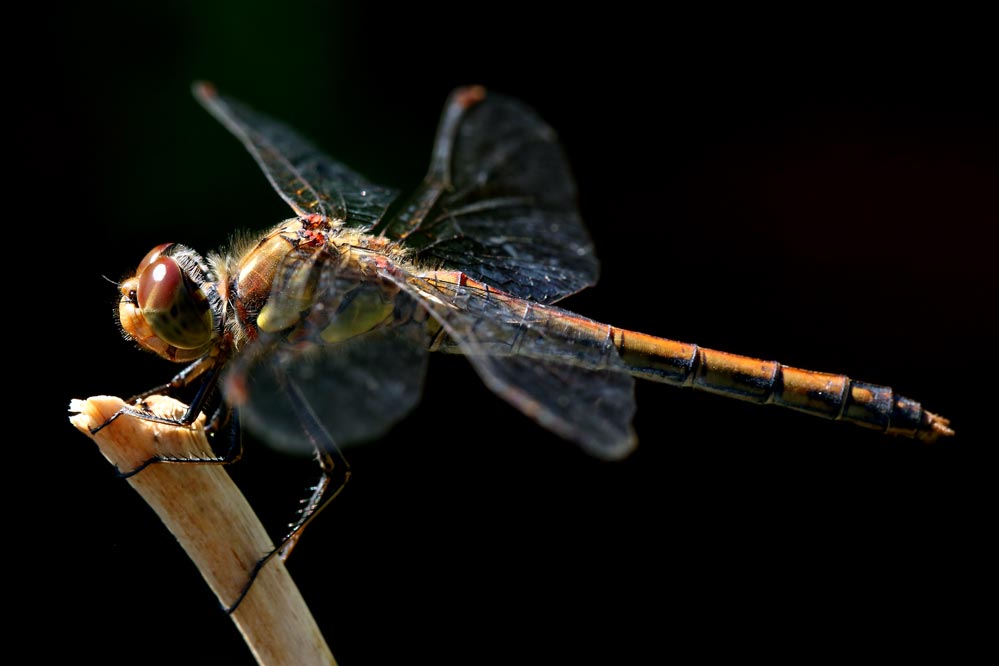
[70,395,335,666]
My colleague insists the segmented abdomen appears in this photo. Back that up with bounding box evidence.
[613,329,952,441]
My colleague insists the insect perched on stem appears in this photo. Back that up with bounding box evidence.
[97,82,953,609]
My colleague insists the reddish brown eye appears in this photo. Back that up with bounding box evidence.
[135,243,175,276]
[136,256,181,310]
[135,255,212,350]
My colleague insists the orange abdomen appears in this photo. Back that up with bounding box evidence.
[614,328,951,441]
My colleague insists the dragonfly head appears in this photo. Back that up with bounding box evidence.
[118,243,219,362]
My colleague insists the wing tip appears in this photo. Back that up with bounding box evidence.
[454,85,487,109]
[587,433,639,462]
[192,80,217,102]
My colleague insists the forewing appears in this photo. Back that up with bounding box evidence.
[384,270,637,459]
[194,82,399,229]
[224,262,430,455]
[383,90,600,304]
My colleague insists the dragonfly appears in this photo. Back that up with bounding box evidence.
[100,82,953,607]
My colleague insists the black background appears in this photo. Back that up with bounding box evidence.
[28,3,996,663]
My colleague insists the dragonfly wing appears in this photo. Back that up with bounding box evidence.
[381,88,600,305]
[194,82,399,230]
[384,270,637,460]
[224,258,430,455]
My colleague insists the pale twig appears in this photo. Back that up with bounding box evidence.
[69,395,335,666]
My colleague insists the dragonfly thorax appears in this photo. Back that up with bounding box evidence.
[229,216,407,345]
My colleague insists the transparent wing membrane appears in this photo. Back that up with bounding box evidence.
[387,269,638,459]
[225,317,429,455]
[193,83,624,457]
[223,251,431,454]
[382,90,599,304]
[194,82,399,229]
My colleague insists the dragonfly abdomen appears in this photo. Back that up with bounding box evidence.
[415,269,951,442]
[613,329,953,442]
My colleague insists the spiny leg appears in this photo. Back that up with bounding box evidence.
[93,357,244,477]
[127,355,219,409]
[115,405,244,479]
[225,374,350,614]
[91,355,219,434]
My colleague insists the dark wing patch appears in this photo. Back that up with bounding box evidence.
[383,90,600,304]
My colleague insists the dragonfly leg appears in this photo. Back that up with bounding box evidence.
[113,404,243,478]
[93,358,242,477]
[92,356,221,435]
[279,449,345,560]
[125,354,219,406]
[224,375,351,615]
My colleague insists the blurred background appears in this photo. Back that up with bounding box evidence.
[28,2,996,663]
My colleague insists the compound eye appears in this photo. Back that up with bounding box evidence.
[135,255,212,350]
[136,243,175,275]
